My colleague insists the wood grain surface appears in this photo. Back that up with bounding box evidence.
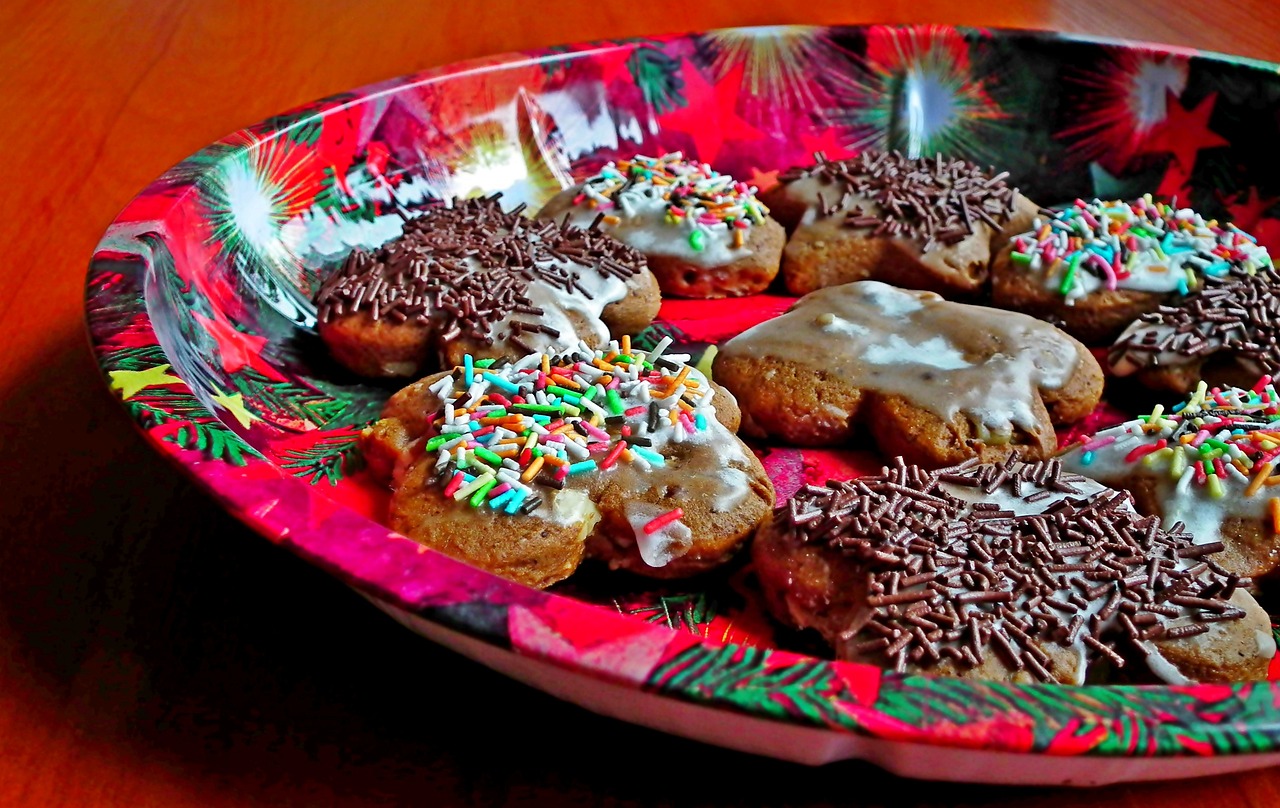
[2,2,1279,805]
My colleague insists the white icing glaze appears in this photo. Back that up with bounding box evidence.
[555,191,749,268]
[543,489,601,537]
[625,501,694,568]
[722,281,1081,439]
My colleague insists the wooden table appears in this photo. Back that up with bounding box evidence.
[3,1,1279,804]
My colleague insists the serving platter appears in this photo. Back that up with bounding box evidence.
[86,24,1280,785]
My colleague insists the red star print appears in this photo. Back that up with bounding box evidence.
[1142,91,1229,171]
[1253,218,1280,255]
[1155,160,1196,206]
[1224,187,1279,231]
[799,128,855,162]
[658,61,762,164]
[193,311,287,381]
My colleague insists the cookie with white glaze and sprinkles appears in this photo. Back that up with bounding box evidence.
[1108,265,1280,394]
[757,150,1039,298]
[990,194,1275,344]
[712,281,1103,469]
[751,456,1274,685]
[360,340,774,589]
[534,153,785,299]
[1060,379,1280,581]
[313,194,661,379]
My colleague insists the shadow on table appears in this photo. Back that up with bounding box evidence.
[0,328,1259,806]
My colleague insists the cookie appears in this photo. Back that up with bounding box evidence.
[991,195,1274,344]
[713,281,1104,468]
[314,194,661,378]
[535,153,784,298]
[751,456,1274,684]
[1108,266,1280,393]
[1061,379,1280,580]
[757,150,1037,297]
[360,340,774,588]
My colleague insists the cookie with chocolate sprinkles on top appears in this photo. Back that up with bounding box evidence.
[1061,378,1280,581]
[751,455,1274,685]
[313,194,661,379]
[360,340,773,588]
[1108,266,1280,393]
[757,150,1038,297]
[535,153,785,299]
[991,195,1274,344]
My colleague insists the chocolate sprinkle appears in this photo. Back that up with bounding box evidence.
[1109,266,1280,373]
[780,150,1018,252]
[777,456,1245,682]
[313,194,645,342]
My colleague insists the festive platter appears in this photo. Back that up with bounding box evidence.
[86,25,1280,785]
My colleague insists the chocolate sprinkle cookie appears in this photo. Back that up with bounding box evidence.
[760,150,1035,297]
[1109,266,1280,392]
[752,455,1273,684]
[313,194,659,378]
[778,151,1018,252]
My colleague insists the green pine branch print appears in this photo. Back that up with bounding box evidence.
[127,392,258,467]
[627,45,686,114]
[650,644,850,727]
[229,368,354,429]
[279,430,363,485]
[617,592,719,636]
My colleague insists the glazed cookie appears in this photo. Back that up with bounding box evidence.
[1108,266,1280,393]
[757,150,1037,297]
[314,194,661,378]
[536,153,784,298]
[1061,380,1280,580]
[991,195,1274,344]
[713,281,1104,468]
[752,456,1274,684]
[361,341,775,588]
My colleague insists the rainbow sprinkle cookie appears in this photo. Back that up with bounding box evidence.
[536,152,774,273]
[1007,195,1273,301]
[421,338,719,528]
[363,337,775,587]
[572,152,768,250]
[1061,378,1280,579]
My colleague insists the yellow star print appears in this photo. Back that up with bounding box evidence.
[211,390,258,429]
[108,364,183,399]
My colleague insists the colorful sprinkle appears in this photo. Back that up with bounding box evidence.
[642,508,685,535]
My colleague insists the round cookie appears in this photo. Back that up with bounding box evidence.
[1060,379,1280,580]
[1108,266,1280,393]
[757,150,1037,297]
[752,456,1274,684]
[314,194,661,379]
[535,153,783,298]
[713,281,1104,468]
[360,341,775,588]
[991,195,1274,344]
